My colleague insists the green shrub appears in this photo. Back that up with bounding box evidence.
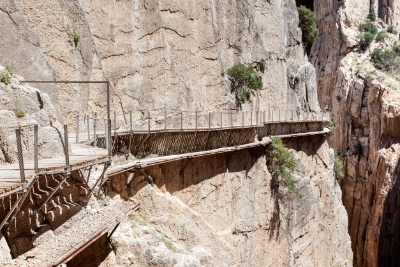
[359,32,375,50]
[73,28,80,47]
[294,76,300,85]
[227,63,263,104]
[376,31,387,41]
[387,25,398,34]
[5,64,15,75]
[359,22,378,34]
[297,5,319,49]
[13,108,25,117]
[0,63,15,85]
[0,72,11,85]
[392,42,400,55]
[367,12,376,21]
[338,0,345,5]
[371,47,400,73]
[333,149,344,181]
[266,137,300,197]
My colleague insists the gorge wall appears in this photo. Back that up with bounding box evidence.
[311,0,400,266]
[0,0,356,266]
[96,136,351,267]
[0,0,319,125]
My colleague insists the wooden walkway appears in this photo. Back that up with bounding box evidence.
[0,110,330,198]
[0,141,108,197]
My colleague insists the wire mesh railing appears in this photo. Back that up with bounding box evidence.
[0,108,330,195]
[0,123,70,193]
[77,109,330,138]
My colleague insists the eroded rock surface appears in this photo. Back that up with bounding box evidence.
[102,136,352,266]
[311,2,400,266]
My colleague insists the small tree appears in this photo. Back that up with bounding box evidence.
[266,137,300,197]
[367,12,376,21]
[359,32,375,50]
[226,63,263,105]
[73,28,80,47]
[387,25,398,34]
[376,31,387,42]
[333,149,344,181]
[297,5,319,50]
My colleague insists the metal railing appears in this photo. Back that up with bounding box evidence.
[78,109,330,142]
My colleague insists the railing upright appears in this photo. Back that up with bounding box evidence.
[104,119,108,150]
[93,112,97,147]
[87,114,90,141]
[220,112,222,129]
[64,125,70,168]
[130,111,133,132]
[15,128,25,185]
[180,111,183,132]
[147,111,150,133]
[165,110,167,131]
[76,115,79,143]
[34,125,38,175]
[208,112,211,130]
[196,111,198,131]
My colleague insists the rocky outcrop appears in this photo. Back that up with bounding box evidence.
[101,136,352,266]
[311,2,400,266]
[0,0,318,124]
[0,67,64,163]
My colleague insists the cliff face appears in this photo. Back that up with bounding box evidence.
[0,0,319,124]
[311,1,400,266]
[100,137,351,266]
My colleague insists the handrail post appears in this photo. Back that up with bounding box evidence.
[180,111,183,132]
[106,81,111,158]
[230,112,233,128]
[93,112,97,147]
[208,112,211,130]
[64,125,70,168]
[250,111,253,126]
[114,111,116,134]
[263,111,265,125]
[220,112,222,129]
[34,125,38,175]
[278,110,280,122]
[104,119,108,150]
[147,111,150,133]
[87,114,90,141]
[242,111,244,127]
[195,111,198,131]
[16,128,25,185]
[165,110,167,131]
[76,115,79,143]
[108,119,112,157]
[130,111,132,132]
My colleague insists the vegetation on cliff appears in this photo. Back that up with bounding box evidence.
[266,137,300,197]
[297,5,318,51]
[226,63,263,106]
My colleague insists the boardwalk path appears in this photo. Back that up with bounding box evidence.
[0,111,330,197]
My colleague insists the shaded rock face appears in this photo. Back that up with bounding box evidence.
[103,136,352,266]
[0,0,318,123]
[0,170,89,259]
[310,1,400,267]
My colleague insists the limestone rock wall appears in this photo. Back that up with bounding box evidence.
[0,0,318,125]
[0,69,64,163]
[102,136,352,266]
[311,1,400,266]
